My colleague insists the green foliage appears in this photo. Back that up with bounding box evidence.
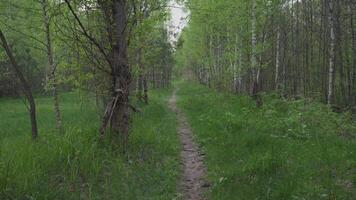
[177,0,356,107]
[129,0,174,89]
[0,0,46,92]
[0,90,179,199]
[176,81,356,199]
[175,0,258,87]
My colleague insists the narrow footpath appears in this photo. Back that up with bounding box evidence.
[168,89,208,200]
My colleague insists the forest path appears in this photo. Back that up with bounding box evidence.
[168,89,208,200]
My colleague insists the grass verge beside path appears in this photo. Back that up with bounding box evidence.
[176,81,356,200]
[0,89,179,199]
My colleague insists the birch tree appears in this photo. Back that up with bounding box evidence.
[327,0,335,106]
[41,0,62,132]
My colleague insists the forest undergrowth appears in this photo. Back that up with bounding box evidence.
[0,90,179,199]
[1,81,355,199]
[176,81,356,200]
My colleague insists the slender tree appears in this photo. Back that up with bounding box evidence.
[327,0,336,106]
[0,30,38,139]
[40,0,62,132]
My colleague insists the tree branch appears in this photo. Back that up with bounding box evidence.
[63,0,113,71]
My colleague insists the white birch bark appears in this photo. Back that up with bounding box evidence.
[41,0,62,131]
[327,0,335,106]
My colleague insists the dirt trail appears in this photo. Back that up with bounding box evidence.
[169,89,208,200]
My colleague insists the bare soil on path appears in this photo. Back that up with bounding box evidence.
[168,89,208,200]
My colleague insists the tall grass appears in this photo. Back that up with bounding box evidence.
[176,81,356,200]
[0,90,179,199]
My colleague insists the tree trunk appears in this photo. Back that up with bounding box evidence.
[327,0,335,106]
[349,0,356,105]
[136,49,143,101]
[0,30,38,139]
[334,0,346,106]
[110,0,131,150]
[251,0,260,107]
[275,27,281,90]
[143,74,148,104]
[137,74,143,100]
[41,0,62,132]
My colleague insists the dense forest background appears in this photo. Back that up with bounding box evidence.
[176,0,356,110]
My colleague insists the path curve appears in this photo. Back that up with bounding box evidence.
[169,89,208,200]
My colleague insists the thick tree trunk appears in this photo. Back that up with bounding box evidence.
[41,0,62,132]
[98,0,131,151]
[0,30,38,139]
[110,0,131,150]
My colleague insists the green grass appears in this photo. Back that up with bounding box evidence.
[0,89,180,199]
[176,81,356,200]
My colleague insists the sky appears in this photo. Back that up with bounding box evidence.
[167,0,189,45]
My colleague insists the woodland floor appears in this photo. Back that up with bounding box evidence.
[0,81,355,199]
[169,89,208,200]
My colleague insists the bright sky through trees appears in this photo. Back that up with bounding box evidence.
[168,0,188,44]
